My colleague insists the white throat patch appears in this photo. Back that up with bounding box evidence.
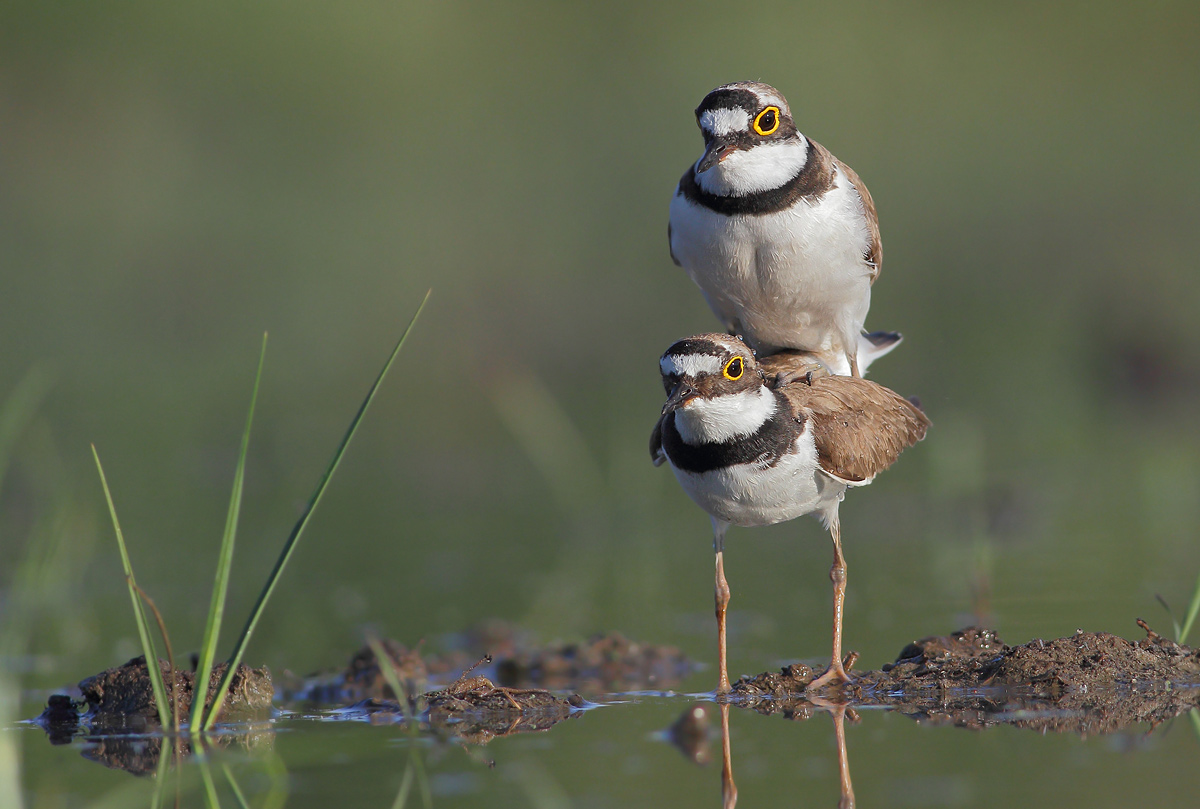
[673,386,777,444]
[699,108,750,138]
[695,139,809,197]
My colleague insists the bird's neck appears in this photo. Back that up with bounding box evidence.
[673,385,779,445]
[693,138,808,197]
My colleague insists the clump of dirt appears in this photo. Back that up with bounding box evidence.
[491,630,692,692]
[329,664,584,743]
[864,623,1200,692]
[425,673,581,716]
[730,663,816,700]
[296,639,446,704]
[37,655,273,736]
[732,623,1200,735]
[424,672,583,743]
[287,622,692,704]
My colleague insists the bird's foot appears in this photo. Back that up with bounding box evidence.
[806,652,858,692]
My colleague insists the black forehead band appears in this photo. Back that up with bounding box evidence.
[663,338,731,360]
[695,88,763,117]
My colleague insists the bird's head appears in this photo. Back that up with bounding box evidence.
[690,82,805,196]
[659,333,767,416]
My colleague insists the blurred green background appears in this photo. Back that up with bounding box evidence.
[3,0,1200,801]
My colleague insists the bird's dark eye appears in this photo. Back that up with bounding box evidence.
[723,356,744,381]
[663,374,678,394]
[753,106,780,136]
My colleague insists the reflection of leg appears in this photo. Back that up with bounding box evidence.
[809,696,856,809]
[832,703,856,809]
[712,519,732,693]
[809,516,852,690]
[719,702,738,809]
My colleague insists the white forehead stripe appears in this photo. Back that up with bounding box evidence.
[661,353,723,377]
[750,89,785,108]
[699,108,750,138]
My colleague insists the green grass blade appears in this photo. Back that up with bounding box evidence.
[0,675,20,809]
[204,291,431,729]
[0,366,53,492]
[91,445,172,729]
[414,747,433,809]
[149,741,171,809]
[1156,593,1184,641]
[191,335,267,732]
[221,764,252,809]
[259,750,290,809]
[365,635,411,720]
[1178,568,1200,645]
[197,751,222,809]
[390,759,416,809]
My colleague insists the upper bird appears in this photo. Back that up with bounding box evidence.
[669,81,883,377]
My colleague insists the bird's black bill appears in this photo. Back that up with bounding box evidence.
[696,139,737,173]
[662,383,697,415]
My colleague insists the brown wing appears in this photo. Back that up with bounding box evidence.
[835,157,882,285]
[650,415,667,467]
[781,375,928,483]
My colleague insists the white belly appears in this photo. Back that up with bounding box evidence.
[667,432,845,528]
[669,170,873,355]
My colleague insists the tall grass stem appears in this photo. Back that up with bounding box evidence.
[1179,568,1200,645]
[190,335,267,731]
[92,446,172,729]
[203,291,430,729]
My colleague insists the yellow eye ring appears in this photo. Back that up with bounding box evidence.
[753,106,781,136]
[723,356,745,381]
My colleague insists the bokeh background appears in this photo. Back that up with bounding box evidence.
[3,0,1200,804]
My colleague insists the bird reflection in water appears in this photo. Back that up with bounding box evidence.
[666,698,857,808]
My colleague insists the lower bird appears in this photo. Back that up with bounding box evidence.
[650,333,929,691]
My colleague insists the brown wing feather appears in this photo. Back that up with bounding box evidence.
[835,157,882,285]
[781,375,928,482]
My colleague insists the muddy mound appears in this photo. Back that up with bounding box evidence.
[732,624,1200,735]
[289,623,692,703]
[317,670,584,744]
[37,655,273,737]
[871,624,1200,692]
[491,630,692,691]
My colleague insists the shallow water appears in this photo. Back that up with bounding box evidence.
[12,641,1200,808]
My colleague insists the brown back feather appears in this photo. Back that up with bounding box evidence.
[780,376,928,482]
